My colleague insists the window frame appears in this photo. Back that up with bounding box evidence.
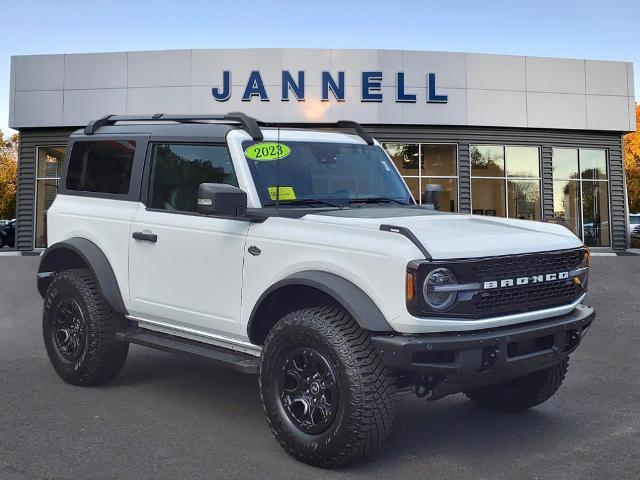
[551,147,611,246]
[34,145,66,249]
[470,144,543,221]
[141,141,237,216]
[58,135,148,202]
[383,142,460,212]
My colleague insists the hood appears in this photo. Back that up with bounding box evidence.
[303,207,583,259]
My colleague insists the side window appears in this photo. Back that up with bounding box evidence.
[148,144,238,212]
[66,140,136,194]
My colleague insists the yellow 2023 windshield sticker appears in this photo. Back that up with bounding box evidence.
[245,142,291,161]
[268,186,296,201]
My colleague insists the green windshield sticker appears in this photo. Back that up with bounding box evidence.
[245,142,291,161]
[268,186,296,201]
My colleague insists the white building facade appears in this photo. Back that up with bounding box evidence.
[8,48,636,251]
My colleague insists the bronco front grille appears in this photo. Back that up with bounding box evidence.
[408,248,588,319]
[470,249,585,316]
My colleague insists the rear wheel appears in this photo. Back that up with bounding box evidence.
[43,269,129,386]
[465,358,569,413]
[259,306,395,468]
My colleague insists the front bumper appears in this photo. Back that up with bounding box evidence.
[371,304,595,399]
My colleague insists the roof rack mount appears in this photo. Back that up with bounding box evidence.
[83,113,374,145]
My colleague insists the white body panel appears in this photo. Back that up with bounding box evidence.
[128,205,250,338]
[47,195,137,301]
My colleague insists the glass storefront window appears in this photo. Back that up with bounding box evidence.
[421,178,457,212]
[552,148,579,180]
[580,149,607,180]
[384,143,419,175]
[508,179,541,220]
[551,148,610,246]
[552,180,581,237]
[35,146,66,248]
[422,144,457,176]
[471,178,506,217]
[582,181,610,247]
[505,146,539,178]
[471,145,504,177]
[471,145,541,221]
[383,143,458,212]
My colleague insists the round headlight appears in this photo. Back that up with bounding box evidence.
[423,268,458,311]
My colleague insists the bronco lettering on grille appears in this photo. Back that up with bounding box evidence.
[483,271,570,290]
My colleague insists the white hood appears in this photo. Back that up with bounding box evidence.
[303,209,583,259]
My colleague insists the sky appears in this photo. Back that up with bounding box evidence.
[1,0,639,133]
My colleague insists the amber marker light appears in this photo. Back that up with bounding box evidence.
[406,272,416,301]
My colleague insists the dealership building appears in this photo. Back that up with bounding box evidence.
[7,48,636,252]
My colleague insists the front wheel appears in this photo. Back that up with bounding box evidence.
[465,358,569,413]
[259,306,395,468]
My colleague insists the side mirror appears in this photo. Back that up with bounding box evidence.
[197,183,247,217]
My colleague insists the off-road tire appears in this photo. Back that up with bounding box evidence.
[259,306,395,468]
[465,358,569,413]
[43,268,129,386]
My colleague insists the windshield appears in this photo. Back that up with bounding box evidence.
[631,216,640,225]
[243,140,413,207]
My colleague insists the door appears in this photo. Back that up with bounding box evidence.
[128,142,250,337]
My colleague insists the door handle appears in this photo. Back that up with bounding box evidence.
[132,231,158,243]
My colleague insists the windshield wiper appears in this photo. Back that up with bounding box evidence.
[263,199,343,208]
[347,197,410,206]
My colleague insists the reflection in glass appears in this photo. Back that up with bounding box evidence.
[471,145,504,177]
[552,180,581,237]
[506,146,539,178]
[403,177,420,205]
[507,179,541,220]
[580,149,607,180]
[422,144,457,176]
[35,146,66,249]
[384,143,419,174]
[35,179,59,248]
[37,146,65,178]
[582,181,610,247]
[471,178,505,217]
[552,148,579,180]
[421,178,457,212]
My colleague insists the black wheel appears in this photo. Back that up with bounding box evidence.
[0,234,5,249]
[259,306,395,468]
[465,358,569,413]
[43,269,129,386]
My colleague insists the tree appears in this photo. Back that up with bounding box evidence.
[623,104,640,213]
[0,131,18,219]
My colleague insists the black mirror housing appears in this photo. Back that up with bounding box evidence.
[197,183,247,217]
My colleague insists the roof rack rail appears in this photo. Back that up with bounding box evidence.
[257,120,374,145]
[83,113,374,145]
[83,112,264,140]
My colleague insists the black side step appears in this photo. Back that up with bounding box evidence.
[116,328,260,374]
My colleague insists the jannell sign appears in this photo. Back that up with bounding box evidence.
[212,71,448,104]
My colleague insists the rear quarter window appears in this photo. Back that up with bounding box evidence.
[66,140,136,194]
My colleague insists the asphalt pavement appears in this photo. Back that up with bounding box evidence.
[0,255,639,480]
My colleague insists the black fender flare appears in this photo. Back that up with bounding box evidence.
[38,238,127,315]
[248,270,393,342]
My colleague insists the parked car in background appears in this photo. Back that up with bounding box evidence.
[0,219,16,248]
[632,224,640,239]
[630,214,640,234]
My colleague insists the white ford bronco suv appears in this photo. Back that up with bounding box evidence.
[38,113,595,468]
